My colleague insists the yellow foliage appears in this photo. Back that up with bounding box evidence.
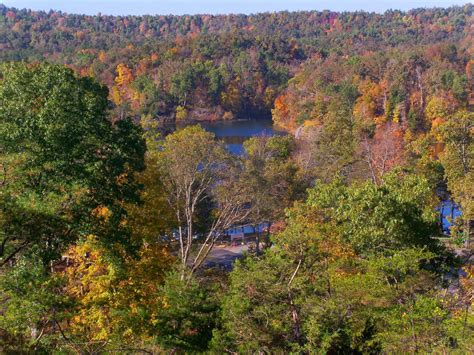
[353,80,384,124]
[114,63,134,105]
[64,235,116,342]
[431,117,446,141]
[115,63,133,87]
[63,236,173,344]
[425,96,449,122]
[111,85,122,106]
[303,119,318,128]
[91,205,112,222]
[392,104,401,123]
[374,115,386,125]
[175,105,188,121]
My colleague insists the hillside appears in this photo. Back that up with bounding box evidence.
[1,5,472,121]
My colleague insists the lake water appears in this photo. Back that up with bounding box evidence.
[438,200,462,234]
[197,119,286,154]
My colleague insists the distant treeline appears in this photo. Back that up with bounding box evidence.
[0,4,472,120]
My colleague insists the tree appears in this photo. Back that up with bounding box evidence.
[156,125,249,279]
[0,253,71,351]
[216,172,458,353]
[307,171,441,256]
[240,135,301,252]
[294,82,358,182]
[112,63,135,120]
[435,110,473,244]
[62,235,119,352]
[0,62,145,266]
[0,62,146,350]
[152,271,220,352]
[125,116,176,245]
[357,123,405,185]
[60,235,173,353]
[171,63,195,108]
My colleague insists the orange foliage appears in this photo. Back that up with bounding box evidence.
[11,21,22,32]
[91,205,112,223]
[273,95,290,123]
[150,53,159,62]
[353,80,384,124]
[136,58,151,76]
[75,31,86,40]
[98,50,107,63]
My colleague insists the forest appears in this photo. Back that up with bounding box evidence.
[1,4,473,121]
[0,3,473,353]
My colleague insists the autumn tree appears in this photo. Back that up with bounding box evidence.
[60,235,173,352]
[126,116,176,244]
[357,123,405,184]
[0,62,145,349]
[112,63,135,119]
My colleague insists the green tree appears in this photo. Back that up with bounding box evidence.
[0,253,71,351]
[217,172,455,353]
[0,62,145,351]
[241,135,301,252]
[0,62,145,265]
[306,171,441,256]
[171,63,195,107]
[153,271,220,352]
[435,110,473,244]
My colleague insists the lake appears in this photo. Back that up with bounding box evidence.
[197,119,286,154]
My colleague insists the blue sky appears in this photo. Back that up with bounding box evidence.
[2,0,470,15]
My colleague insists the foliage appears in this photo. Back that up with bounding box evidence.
[61,235,173,352]
[0,253,71,351]
[0,5,473,353]
[156,125,249,278]
[1,5,472,120]
[152,271,221,352]
[239,135,302,251]
[306,171,441,255]
[217,173,467,353]
[0,62,146,266]
[435,110,473,239]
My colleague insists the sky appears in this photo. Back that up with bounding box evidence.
[1,0,471,15]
